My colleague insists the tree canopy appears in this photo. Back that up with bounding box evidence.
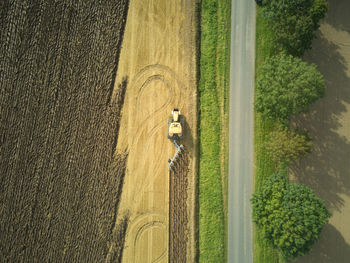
[255,54,326,120]
[265,128,312,164]
[251,173,331,260]
[262,0,328,56]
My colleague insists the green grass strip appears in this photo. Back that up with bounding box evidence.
[216,0,231,261]
[199,0,231,261]
[253,6,285,263]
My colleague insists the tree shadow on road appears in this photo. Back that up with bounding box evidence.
[293,224,350,263]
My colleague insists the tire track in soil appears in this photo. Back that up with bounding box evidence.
[113,1,197,261]
[124,64,185,203]
[117,64,181,263]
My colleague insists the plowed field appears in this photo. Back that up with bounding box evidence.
[114,0,198,262]
[0,1,129,262]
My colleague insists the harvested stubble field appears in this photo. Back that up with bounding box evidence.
[114,0,198,262]
[0,0,130,262]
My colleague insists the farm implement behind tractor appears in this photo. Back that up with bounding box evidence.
[168,108,185,170]
[167,108,189,262]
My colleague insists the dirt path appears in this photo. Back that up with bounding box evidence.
[291,0,350,262]
[113,1,197,262]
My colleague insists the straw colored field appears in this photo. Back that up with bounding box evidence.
[113,0,198,262]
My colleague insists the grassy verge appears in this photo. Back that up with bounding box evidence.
[198,0,231,262]
[253,6,285,263]
[216,0,231,261]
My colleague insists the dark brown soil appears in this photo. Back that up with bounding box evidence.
[0,0,129,262]
[169,149,189,263]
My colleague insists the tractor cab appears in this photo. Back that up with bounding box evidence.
[167,108,184,140]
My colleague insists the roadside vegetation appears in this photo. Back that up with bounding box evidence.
[252,172,331,260]
[198,0,231,262]
[262,0,328,57]
[264,127,312,164]
[216,0,231,261]
[253,0,329,262]
[256,54,326,121]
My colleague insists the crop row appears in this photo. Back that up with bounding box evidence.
[0,0,129,262]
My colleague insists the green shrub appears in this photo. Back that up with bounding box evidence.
[251,173,331,260]
[262,0,328,56]
[199,0,230,262]
[255,54,326,120]
[265,127,312,164]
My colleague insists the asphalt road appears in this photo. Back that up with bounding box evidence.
[228,0,256,262]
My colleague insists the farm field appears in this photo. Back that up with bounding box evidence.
[113,0,198,262]
[290,0,350,262]
[0,0,129,262]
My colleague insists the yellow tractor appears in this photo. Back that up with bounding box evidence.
[167,108,184,140]
[168,108,185,170]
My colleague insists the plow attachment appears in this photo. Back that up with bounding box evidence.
[168,140,184,171]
